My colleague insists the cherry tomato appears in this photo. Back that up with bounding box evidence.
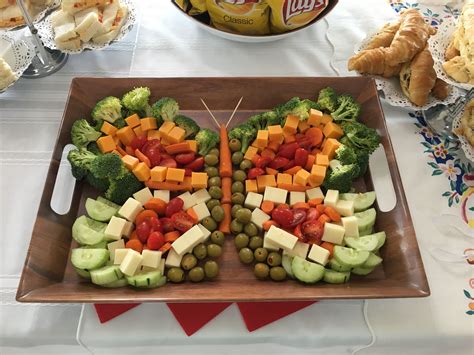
[287,208,307,228]
[130,136,148,151]
[184,168,192,176]
[305,207,321,222]
[294,148,309,167]
[145,147,161,167]
[185,157,205,171]
[136,221,151,244]
[171,211,194,232]
[160,153,173,160]
[293,224,304,241]
[301,220,324,245]
[277,142,299,159]
[160,217,175,233]
[148,216,163,233]
[147,231,165,250]
[297,137,313,150]
[142,139,161,155]
[165,197,184,217]
[255,156,272,169]
[271,208,293,227]
[160,158,177,169]
[247,167,265,179]
[282,159,295,170]
[268,156,290,170]
[175,152,195,165]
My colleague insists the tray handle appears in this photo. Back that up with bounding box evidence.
[50,144,77,215]
[369,144,397,212]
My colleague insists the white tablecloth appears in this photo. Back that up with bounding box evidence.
[1,0,473,354]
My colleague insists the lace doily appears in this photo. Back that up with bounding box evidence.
[0,33,35,93]
[37,0,136,54]
[0,0,61,32]
[429,18,473,91]
[452,104,474,162]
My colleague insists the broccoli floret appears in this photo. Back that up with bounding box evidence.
[263,111,281,127]
[317,87,338,113]
[195,128,220,156]
[335,144,357,165]
[70,119,102,148]
[323,164,360,193]
[341,122,380,154]
[85,173,110,192]
[87,141,102,155]
[174,115,200,138]
[228,123,257,153]
[151,97,179,122]
[67,148,97,180]
[91,96,122,124]
[105,170,143,205]
[302,98,322,111]
[121,87,151,112]
[274,97,310,121]
[331,94,361,122]
[89,153,124,180]
[114,117,127,129]
[355,150,370,178]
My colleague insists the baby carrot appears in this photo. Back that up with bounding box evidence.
[159,242,172,254]
[261,200,275,214]
[219,124,232,177]
[136,210,158,225]
[292,202,310,209]
[318,214,331,225]
[164,231,180,243]
[126,239,143,253]
[320,242,335,257]
[144,198,167,216]
[308,198,323,207]
[218,203,231,234]
[263,220,279,231]
[324,206,341,222]
[135,149,151,168]
[221,177,232,204]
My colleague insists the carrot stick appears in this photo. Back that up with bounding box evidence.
[251,153,261,166]
[277,183,310,192]
[126,239,143,253]
[265,167,278,175]
[218,203,231,234]
[292,202,310,209]
[219,124,232,178]
[324,206,341,222]
[145,180,189,191]
[164,231,180,243]
[284,166,302,175]
[318,214,331,225]
[136,210,158,225]
[316,204,326,214]
[186,207,199,224]
[135,149,151,168]
[308,198,323,207]
[261,200,275,215]
[164,142,191,155]
[144,198,167,215]
[261,148,276,159]
[263,220,279,231]
[305,127,323,147]
[125,146,136,156]
[159,242,172,254]
[221,177,232,204]
[116,145,127,157]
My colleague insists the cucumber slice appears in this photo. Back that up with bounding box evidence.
[355,208,376,233]
[340,192,376,212]
[352,266,375,276]
[282,252,295,279]
[97,196,121,210]
[328,258,352,272]
[323,269,351,284]
[359,226,374,236]
[71,248,109,270]
[90,265,123,285]
[333,246,369,267]
[85,198,119,222]
[344,234,379,251]
[374,231,386,250]
[101,278,128,288]
[291,256,325,284]
[126,271,165,288]
[74,267,91,279]
[363,253,383,268]
[83,241,108,249]
[72,215,106,245]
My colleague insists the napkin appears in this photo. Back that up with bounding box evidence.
[94,303,141,324]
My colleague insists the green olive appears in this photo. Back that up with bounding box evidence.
[204,260,219,279]
[167,267,185,283]
[243,222,258,237]
[254,247,268,262]
[201,217,217,231]
[205,166,219,177]
[210,231,225,246]
[235,208,252,224]
[208,176,221,187]
[207,244,222,258]
[231,151,244,165]
[270,266,287,281]
[248,236,263,250]
[267,251,282,267]
[181,253,197,270]
[231,192,245,205]
[234,233,249,250]
[240,159,253,171]
[209,186,223,199]
[231,204,242,218]
[231,181,244,194]
[205,154,219,166]
[239,247,254,264]
[232,170,247,182]
[193,243,207,260]
[230,219,243,234]
[208,148,220,156]
[254,263,270,280]
[229,139,242,152]
[206,199,221,211]
[188,267,205,282]
[211,206,225,222]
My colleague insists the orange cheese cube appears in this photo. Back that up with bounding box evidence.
[186,140,198,153]
[310,164,327,186]
[179,176,193,191]
[122,154,139,170]
[166,168,185,183]
[100,121,118,136]
[96,135,116,153]
[321,138,341,160]
[147,130,161,140]
[158,121,175,137]
[191,172,208,189]
[265,167,278,175]
[111,150,121,157]
[256,174,277,193]
[113,135,121,147]
[298,120,310,133]
[316,154,329,167]
[133,162,150,182]
[133,125,145,138]
[293,169,311,186]
[268,125,283,142]
[256,130,269,147]
[167,127,186,144]
[140,117,157,131]
[323,121,344,139]
[277,173,292,187]
[283,130,296,143]
[245,180,258,193]
[321,114,333,125]
[150,166,167,182]
[307,109,323,126]
[116,126,137,146]
[125,114,141,128]
[283,115,299,135]
[244,146,259,161]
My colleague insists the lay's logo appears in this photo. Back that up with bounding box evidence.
[283,0,325,24]
[217,0,258,4]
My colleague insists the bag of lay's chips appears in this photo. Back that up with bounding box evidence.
[267,0,328,33]
[174,0,190,11]
[206,0,271,35]
[189,0,207,15]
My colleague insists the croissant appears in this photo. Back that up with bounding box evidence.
[431,79,450,100]
[364,21,401,50]
[445,40,460,61]
[348,48,401,78]
[399,46,437,106]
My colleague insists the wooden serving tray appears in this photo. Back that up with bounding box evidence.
[16,77,429,303]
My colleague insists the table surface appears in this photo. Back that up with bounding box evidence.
[1,0,473,354]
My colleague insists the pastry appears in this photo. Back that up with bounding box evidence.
[348,48,401,78]
[454,99,474,146]
[74,8,101,42]
[92,3,128,44]
[0,5,27,27]
[431,78,450,100]
[62,0,111,14]
[364,21,400,50]
[0,0,15,9]
[0,58,17,91]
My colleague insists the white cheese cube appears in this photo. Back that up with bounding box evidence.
[192,189,212,205]
[133,187,153,206]
[122,221,134,238]
[251,208,270,229]
[324,189,339,207]
[141,250,162,269]
[197,224,211,243]
[171,225,204,255]
[178,191,196,210]
[263,186,288,204]
[335,200,354,217]
[154,190,170,203]
[290,191,306,206]
[192,202,210,221]
[104,216,127,241]
[113,249,128,265]
[329,159,342,170]
[308,244,330,266]
[266,226,298,251]
[107,239,125,261]
[286,241,310,258]
[263,235,280,251]
[306,187,324,201]
[141,265,157,272]
[342,216,359,238]
[119,249,143,276]
[159,258,165,275]
[118,198,143,222]
[244,192,263,210]
[165,248,183,268]
[321,222,345,245]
